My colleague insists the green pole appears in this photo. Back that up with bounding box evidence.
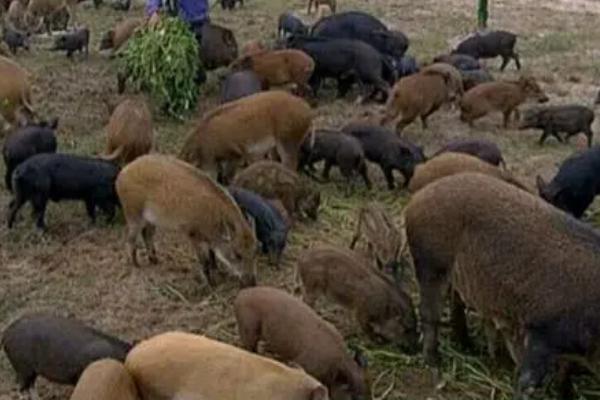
[477,0,488,29]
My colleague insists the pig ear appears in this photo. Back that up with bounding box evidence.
[310,386,328,400]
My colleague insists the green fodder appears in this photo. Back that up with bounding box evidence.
[122,17,200,118]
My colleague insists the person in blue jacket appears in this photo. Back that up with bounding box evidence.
[146,0,209,83]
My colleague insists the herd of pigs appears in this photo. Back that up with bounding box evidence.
[2,0,600,399]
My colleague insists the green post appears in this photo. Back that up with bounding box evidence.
[477,0,488,30]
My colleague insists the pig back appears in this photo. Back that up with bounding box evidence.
[70,359,140,400]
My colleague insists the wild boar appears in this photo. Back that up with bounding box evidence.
[2,313,132,398]
[342,123,425,189]
[26,0,78,33]
[0,56,34,125]
[381,68,450,133]
[519,104,594,147]
[298,129,370,188]
[311,11,409,58]
[405,172,600,399]
[408,152,527,193]
[5,0,27,32]
[288,36,393,102]
[453,30,521,71]
[240,40,266,56]
[349,202,404,275]
[420,62,464,103]
[125,332,329,400]
[116,154,257,287]
[199,23,238,70]
[231,49,315,96]
[459,76,549,128]
[220,70,266,104]
[3,118,58,191]
[307,0,335,14]
[99,18,143,54]
[278,12,308,38]
[102,97,153,165]
[180,90,313,177]
[460,68,494,91]
[235,286,369,400]
[232,160,320,220]
[536,146,600,218]
[296,245,417,349]
[228,186,289,266]
[51,27,89,59]
[431,138,505,167]
[433,53,480,71]
[8,153,120,230]
[389,54,419,79]
[69,359,140,400]
[2,26,29,54]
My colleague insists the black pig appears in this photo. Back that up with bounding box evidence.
[299,129,370,188]
[288,36,392,102]
[537,146,600,218]
[7,153,120,230]
[277,12,307,38]
[453,30,520,71]
[519,105,594,147]
[311,11,409,58]
[3,119,58,191]
[433,53,480,71]
[432,138,505,167]
[228,186,289,266]
[220,70,265,104]
[342,123,425,189]
[2,26,29,54]
[52,28,90,59]
[2,313,132,397]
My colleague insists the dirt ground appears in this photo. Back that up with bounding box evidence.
[1,0,600,399]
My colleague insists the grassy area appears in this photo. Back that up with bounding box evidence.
[1,0,600,399]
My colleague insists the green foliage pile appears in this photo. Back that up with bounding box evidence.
[122,17,199,118]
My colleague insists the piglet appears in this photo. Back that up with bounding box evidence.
[2,313,132,399]
[52,27,89,59]
[519,104,594,147]
[2,26,29,54]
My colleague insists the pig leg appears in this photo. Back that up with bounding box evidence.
[349,219,362,249]
[359,162,371,189]
[126,219,144,267]
[499,55,510,72]
[538,128,552,146]
[450,291,472,350]
[381,165,395,190]
[7,195,26,229]
[141,225,158,264]
[306,0,312,13]
[502,109,513,128]
[31,195,48,230]
[85,199,97,223]
[585,127,593,147]
[512,52,522,70]
[236,311,261,352]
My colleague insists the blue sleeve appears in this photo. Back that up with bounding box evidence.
[146,0,162,15]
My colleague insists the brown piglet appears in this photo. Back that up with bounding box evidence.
[235,286,369,400]
[295,245,417,350]
[459,75,549,128]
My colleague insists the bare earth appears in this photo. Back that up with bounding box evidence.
[1,0,600,399]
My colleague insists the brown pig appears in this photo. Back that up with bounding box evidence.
[408,152,529,193]
[381,68,450,134]
[459,75,549,128]
[70,359,140,400]
[99,18,143,54]
[231,50,315,96]
[349,202,404,276]
[115,154,257,287]
[26,0,78,33]
[241,39,267,56]
[235,286,369,400]
[421,62,464,103]
[296,245,417,350]
[232,160,320,220]
[125,332,330,400]
[180,90,313,178]
[102,96,153,165]
[0,56,34,125]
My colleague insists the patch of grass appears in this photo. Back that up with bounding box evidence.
[527,32,577,55]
